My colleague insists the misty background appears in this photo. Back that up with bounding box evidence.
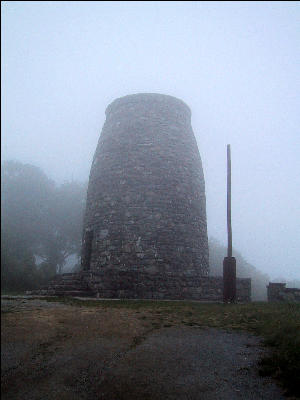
[2,2,300,285]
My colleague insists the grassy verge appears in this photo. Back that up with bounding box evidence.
[11,297,300,397]
[1,290,26,296]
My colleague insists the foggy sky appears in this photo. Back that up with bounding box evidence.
[2,1,300,280]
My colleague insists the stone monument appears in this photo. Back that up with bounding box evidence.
[81,93,209,295]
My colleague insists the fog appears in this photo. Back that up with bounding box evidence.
[2,1,300,281]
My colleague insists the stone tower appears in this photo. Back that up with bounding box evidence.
[81,93,209,297]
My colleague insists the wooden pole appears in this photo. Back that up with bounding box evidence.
[227,144,232,258]
[223,144,236,303]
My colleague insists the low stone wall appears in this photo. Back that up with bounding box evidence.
[82,271,251,302]
[267,282,300,302]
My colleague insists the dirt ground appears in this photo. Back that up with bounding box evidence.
[1,297,286,400]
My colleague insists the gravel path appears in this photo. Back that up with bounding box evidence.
[99,326,285,400]
[1,297,285,400]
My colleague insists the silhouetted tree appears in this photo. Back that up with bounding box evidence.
[1,161,55,290]
[1,160,87,291]
[39,181,87,273]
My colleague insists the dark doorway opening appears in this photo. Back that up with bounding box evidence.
[83,230,94,271]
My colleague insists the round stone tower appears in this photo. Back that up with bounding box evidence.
[81,93,209,297]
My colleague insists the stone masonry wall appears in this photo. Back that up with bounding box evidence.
[81,93,209,299]
[82,271,251,302]
[267,282,300,302]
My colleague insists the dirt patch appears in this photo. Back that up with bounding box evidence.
[1,298,286,400]
[2,298,152,400]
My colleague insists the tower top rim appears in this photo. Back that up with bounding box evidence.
[105,93,191,117]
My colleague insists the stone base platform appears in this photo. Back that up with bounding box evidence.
[27,272,96,297]
[28,271,251,302]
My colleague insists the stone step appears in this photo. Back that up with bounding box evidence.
[45,279,85,286]
[26,272,97,297]
[52,274,82,281]
[25,289,56,296]
[48,280,87,286]
[40,283,90,292]
[53,282,85,288]
[60,276,84,279]
[58,277,83,282]
[26,288,96,297]
[48,285,89,291]
[53,290,95,297]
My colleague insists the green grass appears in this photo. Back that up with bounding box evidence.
[1,290,27,296]
[7,296,300,397]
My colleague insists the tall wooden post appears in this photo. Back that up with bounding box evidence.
[227,144,232,258]
[223,144,236,303]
